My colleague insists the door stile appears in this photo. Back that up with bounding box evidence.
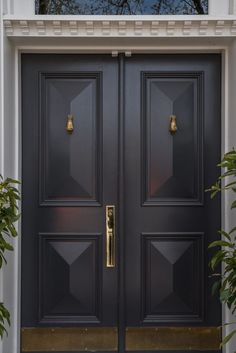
[118,53,126,353]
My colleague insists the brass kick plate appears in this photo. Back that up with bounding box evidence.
[21,327,118,352]
[22,326,221,351]
[126,327,221,351]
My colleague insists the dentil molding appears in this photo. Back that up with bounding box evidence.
[3,16,236,38]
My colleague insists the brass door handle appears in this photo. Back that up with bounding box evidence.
[106,205,115,267]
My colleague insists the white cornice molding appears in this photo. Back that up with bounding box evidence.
[3,16,236,37]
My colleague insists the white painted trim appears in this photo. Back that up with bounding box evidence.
[3,17,236,38]
[0,2,4,352]
[223,39,236,351]
[0,0,4,174]
[13,46,21,353]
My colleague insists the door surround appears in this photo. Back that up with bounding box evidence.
[0,40,233,353]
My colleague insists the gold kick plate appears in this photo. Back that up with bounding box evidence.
[21,326,221,351]
[21,327,118,352]
[106,205,115,267]
[126,327,221,351]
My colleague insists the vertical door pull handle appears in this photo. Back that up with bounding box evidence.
[106,205,115,268]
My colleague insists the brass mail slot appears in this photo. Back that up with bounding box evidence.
[126,327,221,351]
[22,327,118,352]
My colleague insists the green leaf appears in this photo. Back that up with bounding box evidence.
[229,227,236,235]
[209,251,228,271]
[211,280,221,295]
[208,240,233,248]
[218,230,231,241]
[0,176,20,337]
[231,200,236,209]
[220,329,236,347]
[220,288,231,302]
[225,181,236,188]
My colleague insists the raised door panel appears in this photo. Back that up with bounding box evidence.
[40,73,102,206]
[141,233,204,323]
[39,233,102,324]
[142,72,203,206]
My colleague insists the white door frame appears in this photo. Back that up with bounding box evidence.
[2,42,233,353]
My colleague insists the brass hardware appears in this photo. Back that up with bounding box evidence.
[126,327,221,351]
[66,114,74,134]
[21,327,118,352]
[106,205,115,267]
[169,115,178,134]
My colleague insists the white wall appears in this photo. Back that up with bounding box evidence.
[209,0,229,16]
[224,38,236,353]
[0,1,20,350]
[1,1,21,352]
[0,2,4,353]
[230,0,236,14]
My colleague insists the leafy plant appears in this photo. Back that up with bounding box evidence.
[207,150,236,350]
[0,175,20,338]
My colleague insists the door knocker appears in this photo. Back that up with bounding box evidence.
[169,115,178,135]
[66,114,74,134]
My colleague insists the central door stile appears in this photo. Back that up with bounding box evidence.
[118,53,126,353]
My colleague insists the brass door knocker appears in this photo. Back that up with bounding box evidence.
[66,114,74,134]
[169,115,178,135]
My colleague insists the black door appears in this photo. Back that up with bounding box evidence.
[124,55,221,350]
[21,54,221,353]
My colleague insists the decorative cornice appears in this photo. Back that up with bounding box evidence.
[3,17,236,38]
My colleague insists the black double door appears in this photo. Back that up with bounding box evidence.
[22,54,221,353]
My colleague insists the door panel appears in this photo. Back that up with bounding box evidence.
[141,232,204,323]
[22,55,119,341]
[39,233,102,323]
[141,72,203,205]
[124,55,221,330]
[39,72,102,206]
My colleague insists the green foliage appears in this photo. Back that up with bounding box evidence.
[0,175,20,338]
[0,303,10,339]
[207,150,236,350]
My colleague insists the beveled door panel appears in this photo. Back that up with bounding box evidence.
[141,232,204,323]
[40,73,102,206]
[39,233,102,324]
[141,72,203,205]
